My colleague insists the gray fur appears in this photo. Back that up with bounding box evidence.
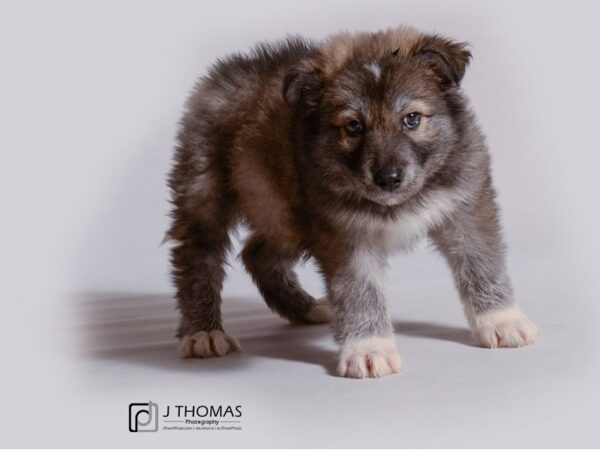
[327,250,393,344]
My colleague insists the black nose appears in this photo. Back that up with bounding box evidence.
[373,166,403,192]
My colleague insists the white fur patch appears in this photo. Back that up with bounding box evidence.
[364,62,381,80]
[469,306,539,348]
[347,246,387,289]
[304,296,333,324]
[328,188,466,253]
[179,330,241,358]
[383,188,463,250]
[338,335,402,378]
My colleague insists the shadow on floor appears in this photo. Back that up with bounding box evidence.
[74,292,473,375]
[393,320,474,347]
[74,292,338,375]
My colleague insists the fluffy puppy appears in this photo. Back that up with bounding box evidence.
[166,26,539,378]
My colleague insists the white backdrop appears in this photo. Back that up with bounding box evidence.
[1,0,599,447]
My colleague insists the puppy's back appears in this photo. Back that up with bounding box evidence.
[185,36,317,119]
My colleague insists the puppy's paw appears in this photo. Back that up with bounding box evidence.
[179,330,241,358]
[337,336,402,379]
[471,306,539,348]
[303,296,333,324]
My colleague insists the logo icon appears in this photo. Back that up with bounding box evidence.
[129,401,159,432]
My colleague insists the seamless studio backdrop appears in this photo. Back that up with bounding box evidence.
[1,0,599,448]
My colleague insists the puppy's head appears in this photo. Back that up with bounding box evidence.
[284,27,471,208]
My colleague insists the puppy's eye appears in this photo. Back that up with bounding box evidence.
[403,112,421,130]
[344,120,364,137]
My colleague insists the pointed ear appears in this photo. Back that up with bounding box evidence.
[283,59,322,109]
[412,35,471,88]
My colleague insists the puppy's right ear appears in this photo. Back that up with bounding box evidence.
[411,35,471,89]
[283,60,322,109]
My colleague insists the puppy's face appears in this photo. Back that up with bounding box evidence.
[285,34,471,208]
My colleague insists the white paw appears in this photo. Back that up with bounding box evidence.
[179,330,241,358]
[337,336,402,379]
[471,306,539,348]
[303,296,333,324]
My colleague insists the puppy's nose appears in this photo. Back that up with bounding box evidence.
[373,166,403,192]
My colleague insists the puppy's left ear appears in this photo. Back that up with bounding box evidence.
[283,59,322,110]
[412,35,471,88]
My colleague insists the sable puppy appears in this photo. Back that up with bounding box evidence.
[166,26,539,378]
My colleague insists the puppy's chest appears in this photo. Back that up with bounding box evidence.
[378,190,461,251]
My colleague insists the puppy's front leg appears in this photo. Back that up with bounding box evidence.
[430,184,539,348]
[323,247,401,378]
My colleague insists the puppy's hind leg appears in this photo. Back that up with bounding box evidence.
[241,234,332,324]
[169,170,240,359]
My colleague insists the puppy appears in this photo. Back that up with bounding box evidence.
[166,26,539,378]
